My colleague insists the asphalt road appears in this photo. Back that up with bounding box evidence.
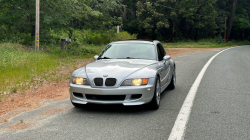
[0,46,249,140]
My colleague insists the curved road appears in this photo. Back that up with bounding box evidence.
[0,45,249,140]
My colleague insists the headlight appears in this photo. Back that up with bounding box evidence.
[72,77,89,85]
[121,78,149,86]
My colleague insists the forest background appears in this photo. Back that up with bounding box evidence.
[0,0,249,47]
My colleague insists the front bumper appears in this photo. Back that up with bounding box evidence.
[69,78,155,106]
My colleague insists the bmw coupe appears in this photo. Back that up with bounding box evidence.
[69,40,176,110]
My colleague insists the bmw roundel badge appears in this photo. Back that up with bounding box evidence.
[103,75,108,77]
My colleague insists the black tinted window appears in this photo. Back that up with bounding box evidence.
[157,46,163,61]
[157,43,165,61]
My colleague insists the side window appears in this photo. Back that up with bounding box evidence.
[157,43,166,61]
[157,44,163,61]
[159,44,166,56]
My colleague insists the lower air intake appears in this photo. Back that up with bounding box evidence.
[73,92,84,99]
[85,94,126,101]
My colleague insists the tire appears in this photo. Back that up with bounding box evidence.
[168,73,176,90]
[71,101,83,108]
[149,77,161,110]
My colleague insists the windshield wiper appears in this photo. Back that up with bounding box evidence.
[116,57,134,59]
[98,57,111,59]
[126,57,134,59]
[116,57,141,59]
[126,57,142,59]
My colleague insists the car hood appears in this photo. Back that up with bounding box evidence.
[85,59,156,87]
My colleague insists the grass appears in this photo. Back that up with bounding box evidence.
[0,44,60,97]
[162,40,250,48]
[0,43,104,99]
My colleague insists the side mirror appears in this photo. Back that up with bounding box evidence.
[94,55,99,60]
[163,55,171,61]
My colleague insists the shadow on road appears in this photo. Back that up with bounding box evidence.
[73,104,152,114]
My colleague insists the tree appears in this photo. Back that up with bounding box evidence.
[136,1,169,39]
[1,0,249,44]
[0,0,123,44]
[231,0,250,40]
[227,0,237,40]
[176,0,217,40]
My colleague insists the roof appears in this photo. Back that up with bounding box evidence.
[110,40,160,45]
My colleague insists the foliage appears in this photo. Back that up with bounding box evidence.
[50,28,136,46]
[215,35,223,44]
[0,0,250,46]
[0,0,123,45]
[117,31,137,41]
[136,1,169,39]
[123,0,250,41]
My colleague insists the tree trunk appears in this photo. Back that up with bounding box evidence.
[167,21,178,42]
[187,25,193,40]
[194,28,199,41]
[242,30,245,40]
[227,0,237,40]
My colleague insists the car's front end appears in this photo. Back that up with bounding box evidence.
[69,58,159,106]
[69,77,156,106]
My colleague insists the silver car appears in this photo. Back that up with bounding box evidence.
[69,40,176,109]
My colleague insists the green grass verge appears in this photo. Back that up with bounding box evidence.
[162,40,250,48]
[0,43,104,100]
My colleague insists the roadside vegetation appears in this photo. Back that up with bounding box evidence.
[0,43,65,101]
[163,40,250,48]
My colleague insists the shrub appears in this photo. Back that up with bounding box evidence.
[68,44,98,56]
[115,31,137,41]
[72,29,137,45]
[81,30,112,45]
[0,32,33,45]
[215,35,223,44]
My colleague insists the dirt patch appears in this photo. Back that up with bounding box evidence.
[0,48,224,124]
[0,80,69,124]
[0,122,33,131]
[166,48,223,57]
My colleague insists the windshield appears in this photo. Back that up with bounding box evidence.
[98,43,156,60]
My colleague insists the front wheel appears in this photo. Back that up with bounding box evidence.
[149,77,161,110]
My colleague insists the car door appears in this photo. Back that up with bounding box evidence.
[156,43,170,87]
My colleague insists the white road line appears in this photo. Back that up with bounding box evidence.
[168,47,235,140]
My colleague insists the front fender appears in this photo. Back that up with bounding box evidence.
[169,59,176,76]
[124,63,161,80]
